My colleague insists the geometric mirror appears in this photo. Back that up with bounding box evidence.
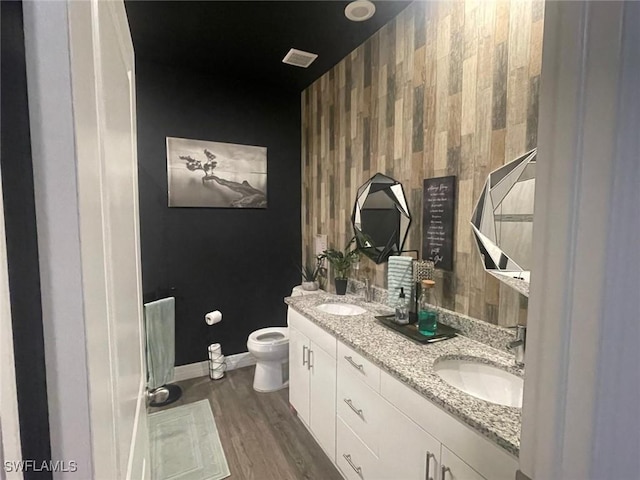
[352,173,412,264]
[470,149,536,295]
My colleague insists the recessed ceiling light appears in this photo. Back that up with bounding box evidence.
[282,48,318,68]
[345,0,376,22]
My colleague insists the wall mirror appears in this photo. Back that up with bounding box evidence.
[470,149,536,296]
[352,173,411,264]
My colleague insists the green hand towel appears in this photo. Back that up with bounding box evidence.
[144,297,176,390]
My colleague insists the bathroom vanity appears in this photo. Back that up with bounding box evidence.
[286,293,521,480]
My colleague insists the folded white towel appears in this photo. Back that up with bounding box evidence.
[388,256,413,264]
[388,265,412,272]
[388,271,411,277]
[387,256,414,307]
[387,271,411,278]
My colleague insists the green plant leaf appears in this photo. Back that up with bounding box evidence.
[319,237,361,279]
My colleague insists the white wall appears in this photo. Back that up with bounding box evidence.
[590,2,640,477]
[520,2,640,479]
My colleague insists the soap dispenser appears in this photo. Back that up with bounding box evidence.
[394,287,409,325]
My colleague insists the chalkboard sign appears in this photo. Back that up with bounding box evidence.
[422,176,456,271]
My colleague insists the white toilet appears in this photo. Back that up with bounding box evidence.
[246,286,321,392]
[247,327,290,392]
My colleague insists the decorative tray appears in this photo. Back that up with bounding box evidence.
[375,314,458,344]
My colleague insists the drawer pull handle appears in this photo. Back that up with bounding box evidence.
[344,355,364,373]
[441,465,451,479]
[343,398,364,418]
[343,453,363,477]
[302,345,309,367]
[425,451,435,480]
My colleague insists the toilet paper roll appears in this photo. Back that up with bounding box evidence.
[205,310,222,325]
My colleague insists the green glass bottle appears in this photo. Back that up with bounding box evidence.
[418,280,438,335]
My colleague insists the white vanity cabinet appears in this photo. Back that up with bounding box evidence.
[335,348,452,480]
[287,308,518,480]
[380,370,517,480]
[288,309,337,461]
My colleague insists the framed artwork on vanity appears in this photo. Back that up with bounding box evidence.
[166,136,267,208]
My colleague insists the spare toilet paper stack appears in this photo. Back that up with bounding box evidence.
[208,343,226,380]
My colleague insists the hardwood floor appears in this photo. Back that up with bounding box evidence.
[150,367,343,480]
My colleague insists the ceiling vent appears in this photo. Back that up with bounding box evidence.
[282,48,318,68]
[345,0,376,22]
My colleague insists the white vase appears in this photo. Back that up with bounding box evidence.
[301,281,319,291]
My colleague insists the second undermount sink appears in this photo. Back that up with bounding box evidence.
[434,358,523,408]
[315,303,367,316]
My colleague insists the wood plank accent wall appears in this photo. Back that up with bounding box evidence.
[302,0,543,326]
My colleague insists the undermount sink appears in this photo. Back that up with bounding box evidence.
[434,358,523,408]
[315,303,367,316]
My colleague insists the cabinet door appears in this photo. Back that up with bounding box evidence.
[379,397,441,480]
[309,341,336,461]
[289,327,310,425]
[440,446,485,480]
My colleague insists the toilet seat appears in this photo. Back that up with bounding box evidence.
[247,327,289,352]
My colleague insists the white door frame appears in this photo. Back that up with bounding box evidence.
[520,2,639,479]
[23,1,94,477]
[0,161,24,480]
[23,1,149,478]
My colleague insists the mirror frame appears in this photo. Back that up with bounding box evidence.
[470,148,536,296]
[351,173,411,264]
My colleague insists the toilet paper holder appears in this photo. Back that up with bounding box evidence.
[205,310,223,325]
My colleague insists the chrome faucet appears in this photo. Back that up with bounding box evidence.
[507,325,526,367]
[361,278,372,302]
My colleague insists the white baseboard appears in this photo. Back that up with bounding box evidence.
[225,351,257,371]
[173,352,256,382]
[173,361,208,382]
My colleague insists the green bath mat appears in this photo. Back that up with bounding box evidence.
[149,399,230,480]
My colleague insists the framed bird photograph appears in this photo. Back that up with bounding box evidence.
[166,136,268,208]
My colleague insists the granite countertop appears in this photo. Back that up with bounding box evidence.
[488,271,530,297]
[284,292,523,457]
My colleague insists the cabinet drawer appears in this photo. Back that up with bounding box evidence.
[337,366,383,455]
[287,308,336,358]
[338,342,380,391]
[441,446,486,480]
[337,417,380,480]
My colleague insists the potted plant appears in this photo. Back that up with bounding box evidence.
[320,238,360,295]
[300,255,326,291]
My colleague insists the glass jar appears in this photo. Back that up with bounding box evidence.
[418,280,438,335]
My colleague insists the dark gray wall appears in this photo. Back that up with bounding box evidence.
[1,1,52,476]
[136,61,302,365]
